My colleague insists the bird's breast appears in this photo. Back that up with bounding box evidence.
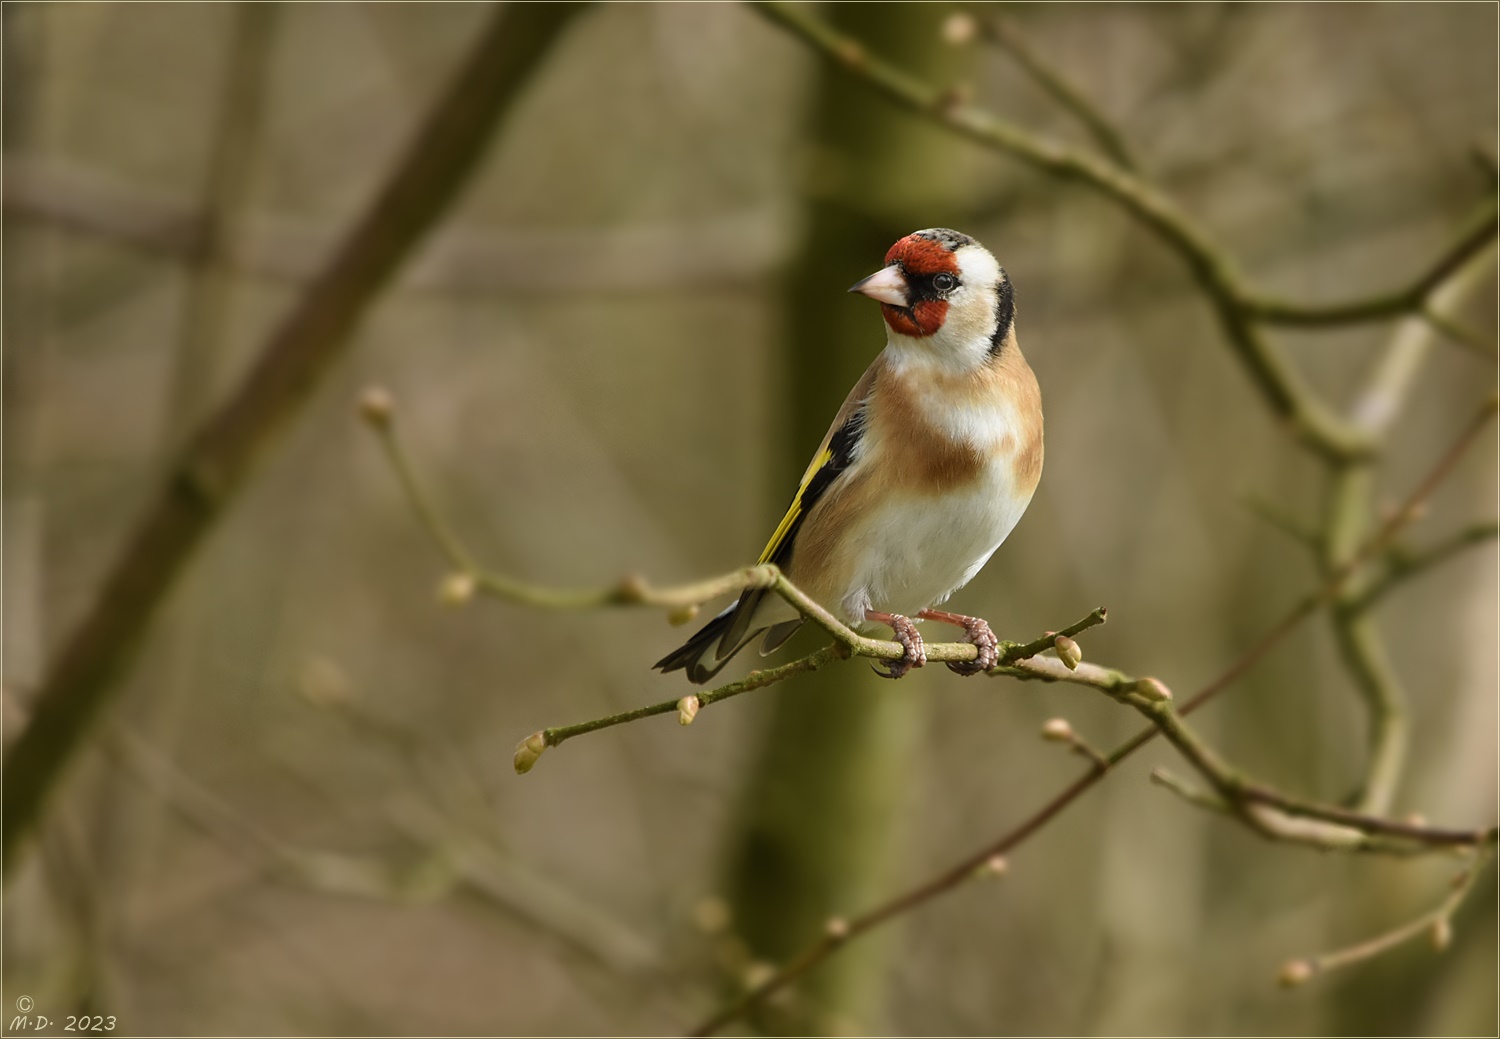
[795,349,1043,621]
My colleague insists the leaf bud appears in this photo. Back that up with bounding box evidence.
[1135,677,1173,703]
[438,572,476,605]
[358,386,394,428]
[1278,959,1314,988]
[1053,635,1083,670]
[1041,717,1075,743]
[513,731,548,774]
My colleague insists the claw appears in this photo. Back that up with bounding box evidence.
[866,610,926,679]
[917,609,999,676]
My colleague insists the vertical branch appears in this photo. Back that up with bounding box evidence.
[1,1,590,875]
[1322,243,1497,814]
[1321,463,1408,815]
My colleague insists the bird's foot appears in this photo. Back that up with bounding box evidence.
[866,610,926,679]
[917,609,999,676]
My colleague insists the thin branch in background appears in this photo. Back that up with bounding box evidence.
[101,718,661,979]
[1240,197,1499,326]
[1240,490,1322,550]
[1,2,591,875]
[1,157,794,295]
[1420,304,1497,361]
[974,14,1142,172]
[1351,520,1500,612]
[1278,853,1494,989]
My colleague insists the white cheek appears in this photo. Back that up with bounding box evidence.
[944,291,997,345]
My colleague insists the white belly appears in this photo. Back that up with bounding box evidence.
[836,459,1033,623]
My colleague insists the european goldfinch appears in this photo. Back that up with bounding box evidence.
[656,228,1042,683]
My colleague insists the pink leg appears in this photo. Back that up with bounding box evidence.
[917,608,999,676]
[865,609,926,679]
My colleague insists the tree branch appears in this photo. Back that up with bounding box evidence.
[367,390,1111,686]
[359,380,1492,1034]
[752,0,1405,460]
[977,15,1141,172]
[753,1,1498,459]
[1241,196,1499,326]
[1,2,590,875]
[1421,305,1496,361]
[1351,520,1499,611]
[1278,852,1493,988]
[686,394,1497,1035]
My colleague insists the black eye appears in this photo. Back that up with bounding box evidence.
[933,273,957,292]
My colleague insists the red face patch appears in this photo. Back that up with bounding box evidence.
[879,234,961,337]
[881,300,949,337]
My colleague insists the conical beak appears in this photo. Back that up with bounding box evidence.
[848,264,909,308]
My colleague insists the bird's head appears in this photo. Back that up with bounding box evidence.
[849,228,1015,368]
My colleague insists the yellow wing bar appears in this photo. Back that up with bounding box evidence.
[756,445,833,565]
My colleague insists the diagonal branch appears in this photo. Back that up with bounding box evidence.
[1242,197,1499,326]
[1,2,590,875]
[977,15,1141,172]
[1278,852,1493,988]
[1350,520,1499,612]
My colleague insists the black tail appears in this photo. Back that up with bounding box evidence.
[654,598,763,684]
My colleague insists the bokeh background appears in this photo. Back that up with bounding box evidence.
[4,3,1496,1036]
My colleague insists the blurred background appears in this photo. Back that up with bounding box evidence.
[3,2,1496,1035]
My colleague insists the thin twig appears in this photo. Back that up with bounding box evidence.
[520,608,1108,766]
[979,15,1141,171]
[1350,521,1499,611]
[1279,852,1493,988]
[1241,196,1499,326]
[1240,490,1321,550]
[1421,305,1497,361]
[533,646,845,757]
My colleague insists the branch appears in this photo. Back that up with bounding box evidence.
[1350,520,1499,611]
[1421,305,1496,361]
[362,378,1493,1034]
[368,387,1110,672]
[754,2,1498,458]
[977,15,1141,172]
[1239,490,1321,550]
[518,646,846,772]
[1278,852,1493,989]
[751,0,1378,459]
[2,155,792,294]
[687,395,1497,1035]
[1241,196,1499,326]
[999,652,1493,852]
[0,2,590,875]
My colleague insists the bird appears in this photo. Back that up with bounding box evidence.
[655,228,1042,684]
